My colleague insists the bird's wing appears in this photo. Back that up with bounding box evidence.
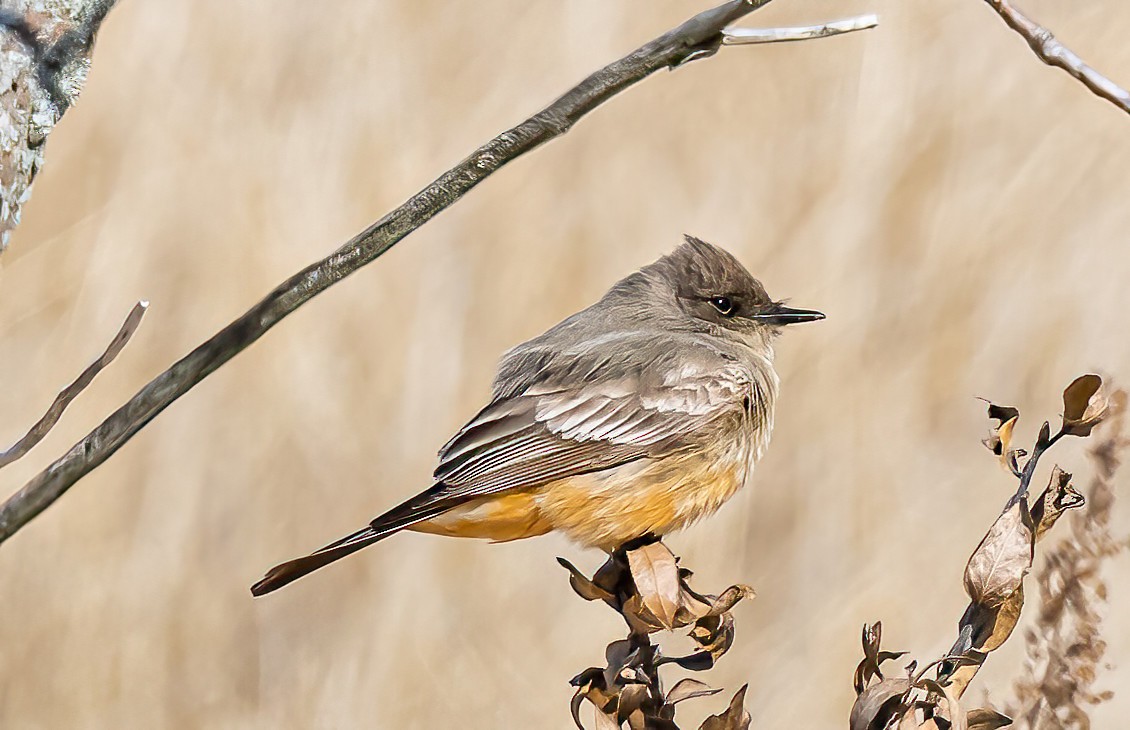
[429,346,757,501]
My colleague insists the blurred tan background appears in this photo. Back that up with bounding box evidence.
[2,0,1129,727]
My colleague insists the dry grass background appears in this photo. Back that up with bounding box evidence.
[1,1,1129,727]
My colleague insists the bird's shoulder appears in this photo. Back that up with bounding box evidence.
[492,329,758,402]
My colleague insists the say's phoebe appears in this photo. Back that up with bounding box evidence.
[251,236,822,596]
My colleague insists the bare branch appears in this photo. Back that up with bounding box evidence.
[723,14,878,45]
[0,301,147,469]
[0,0,875,545]
[981,0,1130,116]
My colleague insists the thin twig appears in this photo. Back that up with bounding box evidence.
[723,13,878,45]
[0,301,147,469]
[982,0,1130,116]
[0,0,877,545]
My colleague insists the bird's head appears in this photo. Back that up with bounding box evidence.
[622,235,824,346]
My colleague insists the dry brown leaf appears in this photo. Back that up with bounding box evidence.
[620,595,668,635]
[658,649,715,673]
[703,584,756,618]
[594,708,621,730]
[617,683,649,723]
[675,569,716,623]
[699,685,751,730]
[994,416,1019,467]
[666,678,722,706]
[571,667,619,730]
[981,402,1020,456]
[627,541,683,630]
[951,586,1024,675]
[965,708,1012,729]
[1003,447,1026,478]
[1031,466,1085,539]
[571,687,589,730]
[691,612,736,665]
[1062,374,1108,437]
[855,621,907,694]
[982,586,1023,654]
[850,678,911,730]
[964,500,1033,608]
[603,640,635,688]
[559,557,617,602]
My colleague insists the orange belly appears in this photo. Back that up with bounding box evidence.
[412,447,749,551]
[410,490,552,542]
[536,453,745,550]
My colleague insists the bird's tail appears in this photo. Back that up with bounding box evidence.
[251,497,452,596]
[250,526,389,596]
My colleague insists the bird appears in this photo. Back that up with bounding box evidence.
[251,236,823,596]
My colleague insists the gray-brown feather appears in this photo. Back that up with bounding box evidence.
[429,333,772,505]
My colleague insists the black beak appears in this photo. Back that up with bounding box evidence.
[753,303,825,325]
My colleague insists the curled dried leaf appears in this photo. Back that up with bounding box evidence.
[699,685,751,730]
[850,678,911,730]
[975,588,1024,655]
[1062,374,1108,437]
[691,612,736,663]
[657,649,715,673]
[659,609,740,673]
[966,708,1012,729]
[676,568,716,621]
[855,621,907,694]
[559,557,616,602]
[964,500,1033,608]
[571,667,618,730]
[704,584,756,618]
[1003,446,1026,478]
[617,683,649,724]
[620,594,668,635]
[666,678,722,705]
[603,639,635,688]
[1031,466,1085,539]
[570,689,587,730]
[981,400,1020,457]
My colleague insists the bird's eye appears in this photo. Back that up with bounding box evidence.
[709,296,736,316]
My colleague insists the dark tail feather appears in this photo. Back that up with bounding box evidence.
[250,526,388,596]
[250,494,456,596]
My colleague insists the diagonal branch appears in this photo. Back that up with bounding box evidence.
[0,0,877,545]
[723,13,878,45]
[981,0,1130,116]
[0,301,147,469]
